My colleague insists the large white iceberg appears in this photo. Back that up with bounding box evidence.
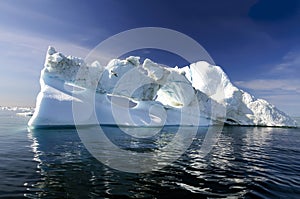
[28,47,297,128]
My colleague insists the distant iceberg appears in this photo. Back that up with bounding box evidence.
[0,106,34,117]
[28,47,297,128]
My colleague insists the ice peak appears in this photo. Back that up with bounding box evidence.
[47,46,57,56]
[142,58,165,81]
[126,56,140,66]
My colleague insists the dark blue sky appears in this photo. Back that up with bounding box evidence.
[0,0,299,115]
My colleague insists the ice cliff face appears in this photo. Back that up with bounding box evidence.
[28,47,297,127]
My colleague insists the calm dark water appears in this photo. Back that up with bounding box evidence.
[0,109,300,198]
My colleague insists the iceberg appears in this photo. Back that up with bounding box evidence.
[28,47,297,128]
[0,106,34,117]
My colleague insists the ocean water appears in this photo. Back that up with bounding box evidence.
[1,109,300,199]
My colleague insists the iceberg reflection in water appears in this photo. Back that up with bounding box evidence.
[25,126,300,198]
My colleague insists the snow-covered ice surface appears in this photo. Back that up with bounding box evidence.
[187,61,297,127]
[28,47,297,128]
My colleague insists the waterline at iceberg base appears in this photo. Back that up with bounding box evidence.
[28,47,297,128]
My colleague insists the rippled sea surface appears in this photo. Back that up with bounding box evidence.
[1,110,300,198]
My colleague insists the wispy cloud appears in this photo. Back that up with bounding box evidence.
[0,28,91,57]
[235,79,300,93]
[0,1,66,27]
[0,1,109,47]
[272,51,300,74]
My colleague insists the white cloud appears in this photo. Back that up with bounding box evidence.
[0,28,91,57]
[271,50,300,75]
[235,79,300,93]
